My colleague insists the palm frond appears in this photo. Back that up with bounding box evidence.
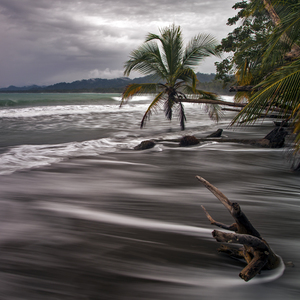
[195,88,219,101]
[263,2,300,61]
[145,32,161,43]
[205,104,224,122]
[147,25,184,81]
[180,84,220,101]
[175,68,198,91]
[183,33,219,68]
[161,25,183,77]
[232,59,300,125]
[163,96,175,121]
[180,85,222,122]
[141,91,165,128]
[121,83,158,106]
[174,102,187,130]
[124,42,168,79]
[234,91,251,103]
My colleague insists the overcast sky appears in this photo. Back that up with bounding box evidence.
[0,0,239,87]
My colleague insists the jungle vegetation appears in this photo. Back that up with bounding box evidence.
[216,0,300,152]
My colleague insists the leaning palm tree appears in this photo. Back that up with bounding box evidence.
[120,24,221,130]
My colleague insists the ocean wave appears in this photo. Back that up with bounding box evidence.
[0,94,234,119]
[0,138,137,175]
[0,133,184,175]
[0,93,119,106]
[0,104,150,118]
[0,93,154,108]
[111,95,154,102]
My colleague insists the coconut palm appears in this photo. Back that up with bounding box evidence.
[120,24,221,130]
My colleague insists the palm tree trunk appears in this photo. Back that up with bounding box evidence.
[263,0,300,59]
[176,98,291,114]
[175,98,246,108]
[263,0,281,25]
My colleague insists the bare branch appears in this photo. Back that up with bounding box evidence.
[196,176,232,212]
[212,230,268,251]
[202,205,237,231]
[198,176,281,281]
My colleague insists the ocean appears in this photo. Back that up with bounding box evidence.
[0,93,299,299]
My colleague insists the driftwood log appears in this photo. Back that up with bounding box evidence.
[197,176,280,282]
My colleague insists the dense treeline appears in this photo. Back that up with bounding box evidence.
[216,0,300,154]
[197,80,233,95]
[0,73,230,94]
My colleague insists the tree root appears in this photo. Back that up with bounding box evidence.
[197,176,281,282]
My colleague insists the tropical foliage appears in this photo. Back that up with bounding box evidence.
[121,24,221,130]
[215,0,275,100]
[218,0,300,153]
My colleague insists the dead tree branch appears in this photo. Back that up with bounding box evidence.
[197,175,280,281]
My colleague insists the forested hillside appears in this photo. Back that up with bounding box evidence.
[0,73,232,95]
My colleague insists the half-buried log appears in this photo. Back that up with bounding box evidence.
[179,135,199,147]
[197,175,280,281]
[134,140,156,150]
[206,129,223,138]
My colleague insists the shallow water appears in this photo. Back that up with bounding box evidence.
[0,93,299,299]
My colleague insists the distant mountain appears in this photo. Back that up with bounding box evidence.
[0,84,44,92]
[0,76,151,93]
[0,73,230,94]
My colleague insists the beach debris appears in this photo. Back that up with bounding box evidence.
[263,127,288,148]
[206,129,223,138]
[134,140,156,150]
[179,135,199,147]
[197,176,281,282]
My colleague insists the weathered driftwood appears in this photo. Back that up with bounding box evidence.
[197,176,280,281]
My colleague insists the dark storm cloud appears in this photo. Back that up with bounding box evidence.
[0,0,238,87]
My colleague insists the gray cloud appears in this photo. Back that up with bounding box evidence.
[0,0,238,87]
